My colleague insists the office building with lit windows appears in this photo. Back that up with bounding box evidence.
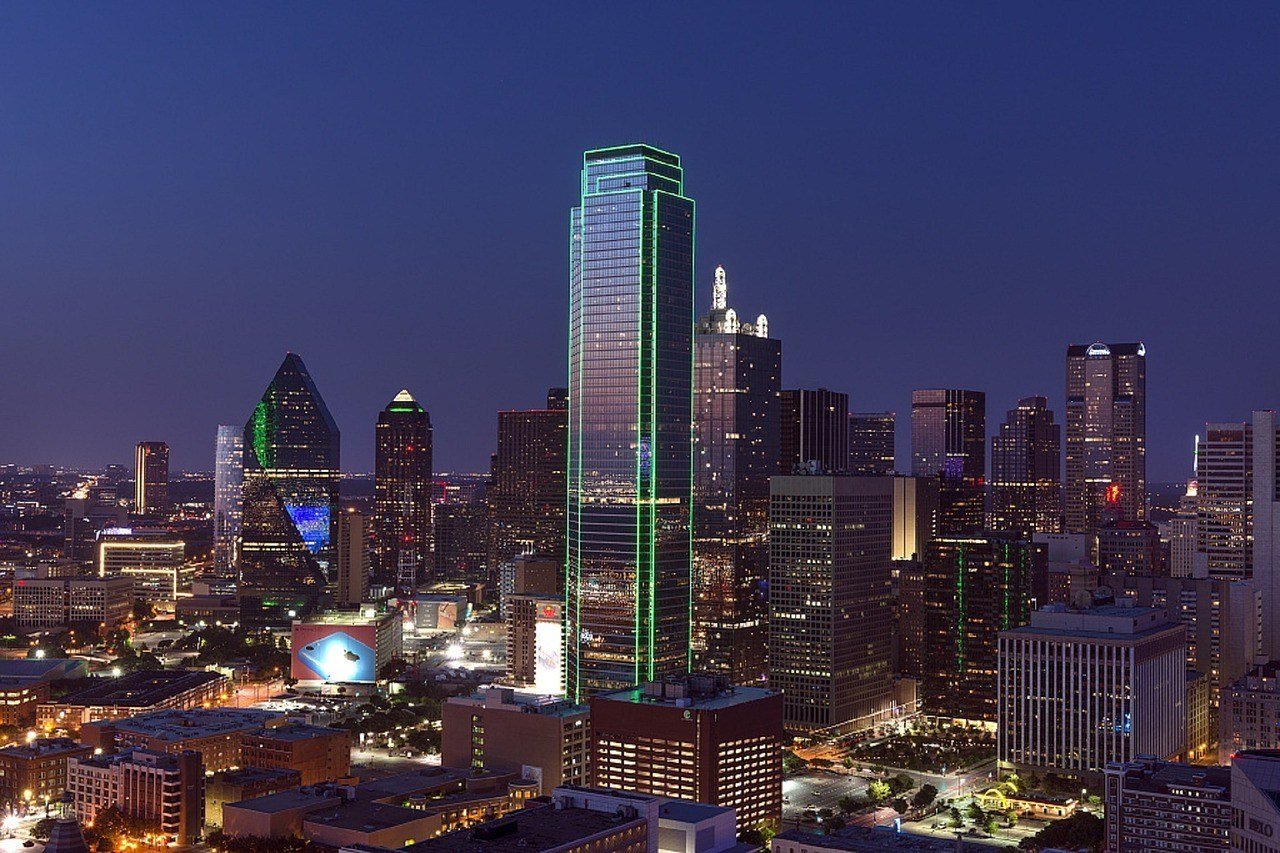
[489,389,567,572]
[911,389,985,535]
[565,144,694,700]
[589,674,783,834]
[133,441,169,516]
[1102,757,1232,853]
[374,389,433,593]
[988,396,1061,536]
[998,604,1186,776]
[213,425,243,572]
[335,509,369,607]
[97,528,189,600]
[239,352,340,624]
[442,687,589,790]
[780,388,847,474]
[848,412,895,475]
[921,534,1039,723]
[692,265,780,685]
[1064,341,1147,533]
[768,474,895,734]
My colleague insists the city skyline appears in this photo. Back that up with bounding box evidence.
[3,6,1278,478]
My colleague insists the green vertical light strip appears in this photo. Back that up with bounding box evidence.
[956,543,966,674]
[687,195,696,672]
[566,203,581,703]
[635,187,647,687]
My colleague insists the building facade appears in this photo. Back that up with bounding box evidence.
[0,738,92,812]
[213,424,244,573]
[488,389,567,572]
[335,509,369,607]
[848,412,895,476]
[15,575,134,630]
[911,389,985,535]
[988,396,1061,536]
[590,675,783,833]
[239,352,340,623]
[442,687,589,790]
[768,475,894,733]
[998,604,1186,776]
[133,441,169,516]
[1064,341,1147,533]
[780,388,847,475]
[565,145,694,700]
[1102,758,1231,853]
[374,389,433,593]
[692,265,780,685]
[68,749,205,845]
[921,534,1038,723]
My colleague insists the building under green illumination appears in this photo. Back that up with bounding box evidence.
[566,144,695,701]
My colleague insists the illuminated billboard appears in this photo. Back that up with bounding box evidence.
[534,602,562,696]
[292,623,377,683]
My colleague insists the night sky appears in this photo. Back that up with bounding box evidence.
[3,4,1277,479]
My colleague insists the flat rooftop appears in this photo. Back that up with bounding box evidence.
[1109,759,1231,797]
[210,767,300,786]
[107,708,280,740]
[304,801,429,832]
[248,722,344,742]
[0,738,89,759]
[404,803,644,853]
[658,800,732,824]
[51,669,224,708]
[594,682,775,711]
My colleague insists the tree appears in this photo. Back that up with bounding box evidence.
[983,813,1000,835]
[838,795,864,814]
[891,797,908,814]
[892,773,915,793]
[948,806,964,828]
[1018,812,1104,852]
[31,819,56,840]
[967,801,985,821]
[867,780,891,804]
[132,601,156,621]
[912,783,938,809]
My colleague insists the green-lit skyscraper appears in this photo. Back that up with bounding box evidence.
[238,352,340,624]
[566,145,695,700]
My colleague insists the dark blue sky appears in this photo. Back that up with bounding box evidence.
[3,3,1277,478]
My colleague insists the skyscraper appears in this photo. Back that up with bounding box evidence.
[692,265,780,684]
[911,389,986,534]
[238,353,339,623]
[565,144,694,701]
[213,425,243,573]
[1064,341,1147,533]
[780,388,848,474]
[988,396,1061,536]
[374,390,432,594]
[335,509,368,607]
[133,441,169,516]
[769,474,896,734]
[921,534,1039,723]
[848,412,895,475]
[488,388,568,571]
[1193,411,1280,657]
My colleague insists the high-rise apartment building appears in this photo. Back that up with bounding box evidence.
[911,389,985,535]
[1064,342,1147,533]
[768,475,894,733]
[69,749,205,845]
[335,509,368,607]
[489,389,568,570]
[374,390,433,593]
[1103,758,1232,853]
[1164,479,1199,578]
[921,534,1039,723]
[692,265,780,684]
[780,388,848,474]
[590,675,783,834]
[988,396,1061,536]
[998,604,1186,776]
[504,594,563,692]
[1219,663,1280,762]
[565,144,693,700]
[133,441,169,516]
[848,412,895,475]
[214,425,244,573]
[433,502,489,585]
[239,353,340,623]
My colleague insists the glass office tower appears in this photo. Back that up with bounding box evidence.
[213,425,243,573]
[374,389,433,594]
[566,144,694,701]
[239,352,340,623]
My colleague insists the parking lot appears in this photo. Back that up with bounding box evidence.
[783,770,869,820]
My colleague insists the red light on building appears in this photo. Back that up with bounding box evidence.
[1106,483,1122,504]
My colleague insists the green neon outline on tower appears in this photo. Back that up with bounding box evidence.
[565,144,694,702]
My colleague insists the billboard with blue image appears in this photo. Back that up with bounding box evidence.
[292,624,377,683]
